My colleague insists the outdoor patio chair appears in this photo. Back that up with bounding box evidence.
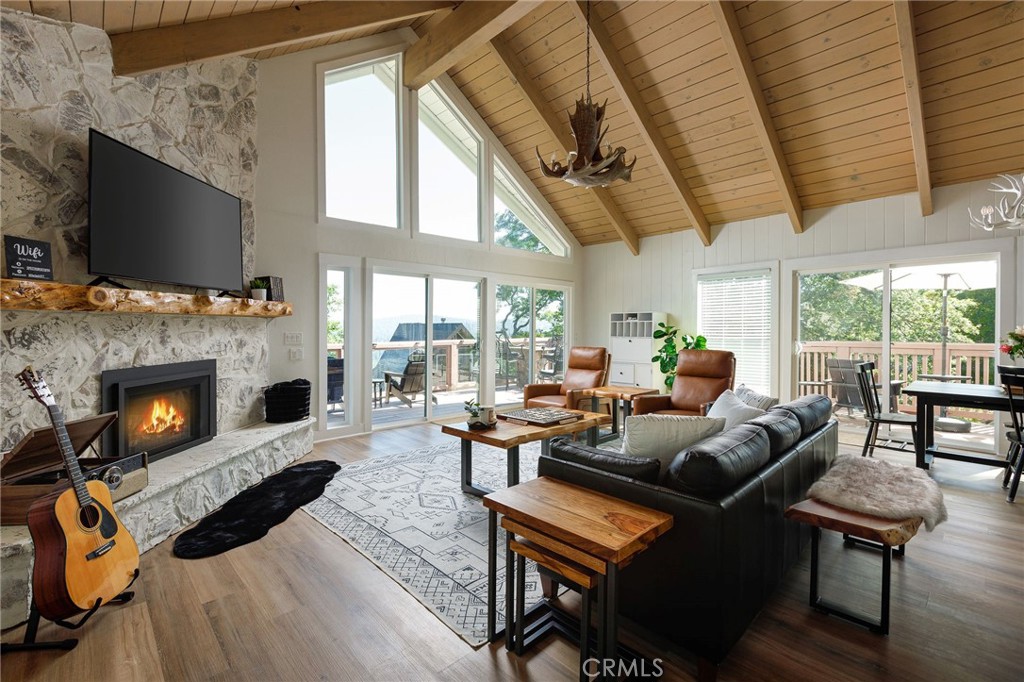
[826,358,864,415]
[854,362,918,457]
[385,351,438,407]
[327,357,344,412]
[997,365,1024,502]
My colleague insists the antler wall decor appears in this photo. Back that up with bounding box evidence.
[968,173,1024,231]
[536,0,634,188]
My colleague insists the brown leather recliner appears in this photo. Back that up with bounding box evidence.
[633,349,735,416]
[523,346,610,411]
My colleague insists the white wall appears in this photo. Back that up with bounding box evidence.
[254,34,582,438]
[581,180,1021,395]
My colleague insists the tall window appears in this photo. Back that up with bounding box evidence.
[698,271,772,394]
[417,83,480,241]
[494,160,567,257]
[324,57,399,227]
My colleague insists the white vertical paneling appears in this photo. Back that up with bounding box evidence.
[904,197,925,247]
[883,196,904,249]
[830,203,848,255]
[864,199,885,251]
[846,201,866,254]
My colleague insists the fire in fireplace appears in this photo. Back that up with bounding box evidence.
[101,360,216,461]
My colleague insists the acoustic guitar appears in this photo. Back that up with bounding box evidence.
[16,366,139,622]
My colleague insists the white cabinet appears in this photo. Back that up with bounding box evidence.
[608,312,666,388]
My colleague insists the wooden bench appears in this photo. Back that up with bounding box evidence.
[784,498,923,635]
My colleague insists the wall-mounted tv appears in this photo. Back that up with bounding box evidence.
[88,129,244,292]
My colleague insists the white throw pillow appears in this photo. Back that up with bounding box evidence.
[621,415,726,473]
[706,389,767,430]
[734,384,779,410]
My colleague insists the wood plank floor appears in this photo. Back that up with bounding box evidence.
[2,424,1021,681]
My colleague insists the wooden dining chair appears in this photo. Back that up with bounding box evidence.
[854,362,918,457]
[997,365,1024,502]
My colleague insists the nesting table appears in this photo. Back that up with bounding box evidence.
[483,477,672,680]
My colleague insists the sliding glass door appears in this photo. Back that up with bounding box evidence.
[432,277,481,419]
[495,284,566,407]
[372,273,427,427]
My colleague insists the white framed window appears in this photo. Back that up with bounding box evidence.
[493,159,568,257]
[322,55,400,228]
[698,270,773,395]
[416,82,481,242]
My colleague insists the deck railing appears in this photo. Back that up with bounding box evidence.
[798,341,997,420]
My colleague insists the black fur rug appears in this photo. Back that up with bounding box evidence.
[173,460,341,559]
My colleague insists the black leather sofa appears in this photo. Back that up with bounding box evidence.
[538,395,838,678]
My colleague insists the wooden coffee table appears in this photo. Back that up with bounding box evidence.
[581,385,659,441]
[483,477,673,675]
[440,410,610,497]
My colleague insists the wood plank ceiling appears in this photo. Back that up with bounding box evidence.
[8,0,1024,251]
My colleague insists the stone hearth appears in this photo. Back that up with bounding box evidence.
[0,417,314,628]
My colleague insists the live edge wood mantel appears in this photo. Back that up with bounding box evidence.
[0,279,292,318]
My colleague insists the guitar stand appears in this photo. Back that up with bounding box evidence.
[1,589,135,654]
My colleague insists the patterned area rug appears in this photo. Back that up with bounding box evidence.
[302,440,546,646]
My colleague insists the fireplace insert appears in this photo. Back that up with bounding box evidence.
[101,360,216,461]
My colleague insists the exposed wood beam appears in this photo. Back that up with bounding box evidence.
[110,1,453,76]
[489,35,641,256]
[893,0,934,215]
[709,1,805,234]
[567,1,712,246]
[403,0,535,90]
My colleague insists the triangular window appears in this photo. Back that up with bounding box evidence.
[493,159,568,257]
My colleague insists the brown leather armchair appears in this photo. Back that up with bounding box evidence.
[523,346,610,411]
[633,349,735,416]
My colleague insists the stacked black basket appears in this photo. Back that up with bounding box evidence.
[264,379,311,423]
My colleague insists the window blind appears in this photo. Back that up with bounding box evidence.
[697,271,772,395]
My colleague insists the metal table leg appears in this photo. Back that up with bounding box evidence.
[508,445,520,487]
[461,439,494,497]
[505,529,515,651]
[487,509,497,642]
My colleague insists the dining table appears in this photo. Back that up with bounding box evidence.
[901,380,1012,471]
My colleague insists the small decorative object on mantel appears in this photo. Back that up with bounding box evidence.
[968,173,1024,232]
[249,278,269,301]
[536,0,634,188]
[464,400,497,430]
[4,236,53,281]
[257,275,285,302]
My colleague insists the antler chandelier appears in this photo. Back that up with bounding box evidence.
[537,0,634,188]
[968,174,1024,231]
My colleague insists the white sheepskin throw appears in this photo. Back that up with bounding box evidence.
[808,456,948,531]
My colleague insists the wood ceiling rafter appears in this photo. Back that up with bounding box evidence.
[489,33,641,256]
[109,1,453,76]
[893,0,934,215]
[566,1,713,246]
[403,0,536,90]
[709,0,804,234]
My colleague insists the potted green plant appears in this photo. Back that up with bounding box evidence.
[651,322,706,390]
[464,400,496,430]
[250,278,269,301]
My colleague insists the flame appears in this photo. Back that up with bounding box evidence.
[138,398,185,435]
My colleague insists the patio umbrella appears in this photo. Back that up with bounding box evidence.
[840,260,997,376]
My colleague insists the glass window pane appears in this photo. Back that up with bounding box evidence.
[699,272,772,394]
[432,278,481,419]
[324,58,398,227]
[535,289,565,382]
[496,284,531,406]
[373,273,427,426]
[326,269,346,428]
[494,160,567,257]
[417,83,479,242]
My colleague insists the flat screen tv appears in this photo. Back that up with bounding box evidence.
[88,128,243,292]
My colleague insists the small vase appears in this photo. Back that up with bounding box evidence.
[251,289,268,301]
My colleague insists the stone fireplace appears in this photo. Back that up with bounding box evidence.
[101,360,216,461]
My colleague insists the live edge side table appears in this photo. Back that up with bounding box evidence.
[581,385,659,443]
[482,477,672,681]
